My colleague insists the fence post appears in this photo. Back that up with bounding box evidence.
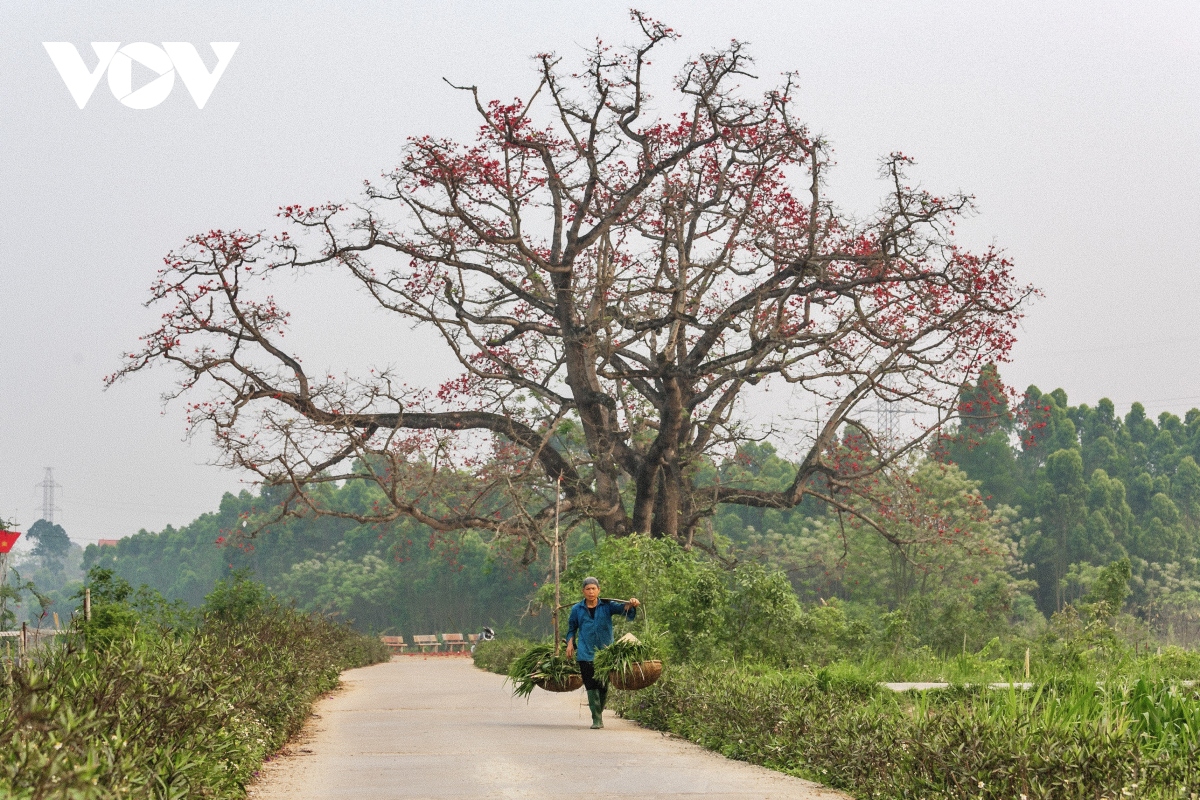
[20,622,27,660]
[84,588,91,622]
[1024,647,1030,681]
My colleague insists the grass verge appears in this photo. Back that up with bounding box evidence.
[0,576,388,799]
[615,663,1200,799]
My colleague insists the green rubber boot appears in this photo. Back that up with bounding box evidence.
[598,686,609,712]
[586,689,604,728]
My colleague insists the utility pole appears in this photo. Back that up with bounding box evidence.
[37,467,62,523]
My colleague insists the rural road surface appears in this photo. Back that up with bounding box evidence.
[249,657,847,799]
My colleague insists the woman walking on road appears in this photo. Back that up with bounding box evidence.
[564,577,640,729]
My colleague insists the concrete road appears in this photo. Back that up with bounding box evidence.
[248,657,847,799]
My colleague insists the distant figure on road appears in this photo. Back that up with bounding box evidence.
[564,576,639,729]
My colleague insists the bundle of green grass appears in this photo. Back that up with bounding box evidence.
[507,643,581,696]
[594,632,663,690]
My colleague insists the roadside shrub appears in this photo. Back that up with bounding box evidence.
[203,568,270,624]
[726,563,804,665]
[472,636,534,674]
[0,574,388,799]
[76,568,141,648]
[76,568,196,649]
[616,664,1200,799]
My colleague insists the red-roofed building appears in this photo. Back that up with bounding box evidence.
[96,539,120,547]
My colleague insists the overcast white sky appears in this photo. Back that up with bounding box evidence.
[1,1,1197,544]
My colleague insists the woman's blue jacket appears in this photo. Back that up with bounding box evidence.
[564,599,636,662]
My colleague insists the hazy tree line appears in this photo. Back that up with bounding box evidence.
[77,485,545,635]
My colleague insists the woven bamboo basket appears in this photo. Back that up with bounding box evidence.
[535,674,583,692]
[608,659,662,690]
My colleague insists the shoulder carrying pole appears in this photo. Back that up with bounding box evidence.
[553,476,561,655]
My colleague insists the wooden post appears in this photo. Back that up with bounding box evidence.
[52,612,60,631]
[84,588,91,622]
[553,476,561,655]
[1024,648,1030,681]
[20,622,27,659]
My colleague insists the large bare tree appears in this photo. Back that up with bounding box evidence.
[111,14,1032,553]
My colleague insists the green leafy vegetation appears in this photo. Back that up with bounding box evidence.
[0,569,49,633]
[506,643,580,697]
[471,635,534,675]
[592,633,662,681]
[25,520,71,581]
[0,570,387,799]
[617,667,1200,799]
[699,369,1200,661]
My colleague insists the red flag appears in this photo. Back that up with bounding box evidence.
[0,531,20,554]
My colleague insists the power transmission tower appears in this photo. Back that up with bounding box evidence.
[872,401,915,450]
[37,467,62,523]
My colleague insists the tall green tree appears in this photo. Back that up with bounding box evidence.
[26,520,71,578]
[944,364,1019,506]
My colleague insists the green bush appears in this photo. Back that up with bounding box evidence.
[76,568,141,648]
[0,571,388,798]
[203,569,270,624]
[616,664,1200,799]
[472,636,534,674]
